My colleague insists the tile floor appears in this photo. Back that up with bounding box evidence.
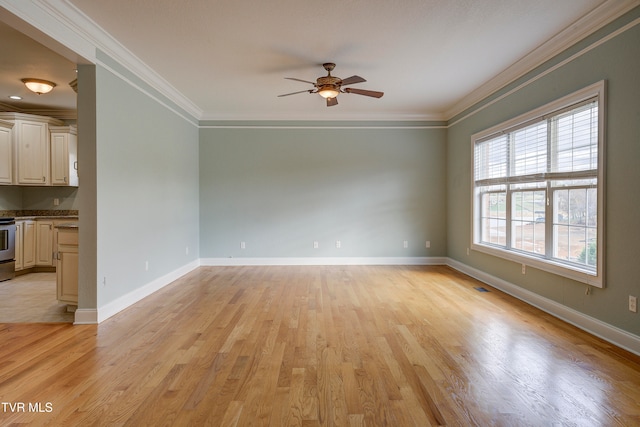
[0,272,74,323]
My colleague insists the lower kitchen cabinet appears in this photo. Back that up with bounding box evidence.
[15,218,77,272]
[56,227,78,305]
[35,220,53,266]
[16,220,36,270]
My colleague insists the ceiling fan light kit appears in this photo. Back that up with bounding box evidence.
[318,85,340,99]
[279,63,383,107]
[21,78,57,95]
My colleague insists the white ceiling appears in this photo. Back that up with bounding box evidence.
[0,0,634,121]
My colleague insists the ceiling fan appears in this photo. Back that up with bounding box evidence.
[278,63,384,107]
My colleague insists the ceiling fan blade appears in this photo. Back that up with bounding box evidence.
[327,97,338,107]
[344,88,384,98]
[284,77,316,85]
[278,89,313,97]
[340,75,366,86]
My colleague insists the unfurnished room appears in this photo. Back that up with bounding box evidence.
[0,0,639,425]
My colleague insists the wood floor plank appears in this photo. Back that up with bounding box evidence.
[1,265,639,426]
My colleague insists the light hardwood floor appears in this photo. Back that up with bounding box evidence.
[0,272,74,323]
[1,265,639,426]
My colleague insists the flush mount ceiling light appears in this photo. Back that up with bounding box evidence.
[21,78,57,95]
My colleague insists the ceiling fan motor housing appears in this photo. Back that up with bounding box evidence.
[316,75,342,88]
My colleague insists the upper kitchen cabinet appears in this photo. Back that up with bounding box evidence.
[0,112,79,187]
[50,126,78,186]
[0,119,14,185]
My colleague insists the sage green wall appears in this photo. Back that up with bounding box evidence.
[199,125,446,259]
[446,9,640,336]
[94,56,200,308]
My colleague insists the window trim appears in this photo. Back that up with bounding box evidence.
[470,81,606,288]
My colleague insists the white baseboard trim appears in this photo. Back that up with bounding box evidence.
[79,255,640,356]
[446,257,640,356]
[74,308,98,325]
[200,256,448,266]
[96,260,200,323]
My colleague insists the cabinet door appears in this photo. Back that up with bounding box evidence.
[50,128,78,187]
[23,221,36,268]
[17,120,49,185]
[57,230,78,304]
[15,222,23,270]
[36,221,54,266]
[50,133,69,185]
[0,123,13,184]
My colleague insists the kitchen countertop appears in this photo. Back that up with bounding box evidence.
[15,216,78,221]
[0,209,78,219]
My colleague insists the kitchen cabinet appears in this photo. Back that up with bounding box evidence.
[0,112,63,186]
[49,126,78,186]
[35,220,54,266]
[0,120,13,184]
[15,221,23,270]
[56,227,78,305]
[14,218,78,272]
[18,220,36,270]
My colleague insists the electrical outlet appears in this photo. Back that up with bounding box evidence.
[336,240,341,249]
[403,240,408,249]
[186,246,189,255]
[425,241,431,248]
[630,295,638,313]
[521,264,526,274]
[240,241,246,249]
[313,241,319,249]
[145,261,149,271]
[467,247,470,256]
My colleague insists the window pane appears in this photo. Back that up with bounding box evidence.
[475,135,508,180]
[552,187,597,269]
[553,102,598,173]
[512,122,547,176]
[481,192,506,246]
[511,190,546,255]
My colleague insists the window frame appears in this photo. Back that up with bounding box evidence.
[470,81,606,288]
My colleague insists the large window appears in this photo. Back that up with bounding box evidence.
[472,81,605,287]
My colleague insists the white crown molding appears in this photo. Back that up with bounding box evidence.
[2,0,637,124]
[200,125,447,130]
[444,0,640,120]
[0,0,203,120]
[0,0,96,62]
[198,111,447,122]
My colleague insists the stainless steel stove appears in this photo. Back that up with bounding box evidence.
[0,217,16,282]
